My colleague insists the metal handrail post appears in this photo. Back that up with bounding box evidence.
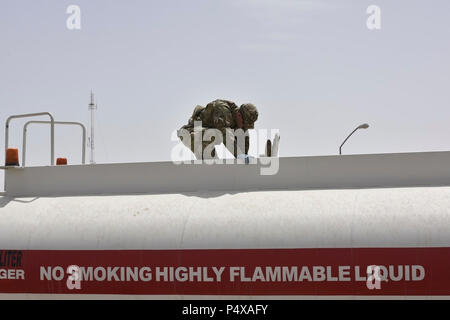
[5,112,55,165]
[23,121,86,166]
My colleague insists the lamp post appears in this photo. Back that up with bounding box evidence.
[339,123,369,155]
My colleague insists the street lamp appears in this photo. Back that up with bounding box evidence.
[339,123,369,155]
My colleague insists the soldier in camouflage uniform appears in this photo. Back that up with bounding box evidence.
[178,99,259,159]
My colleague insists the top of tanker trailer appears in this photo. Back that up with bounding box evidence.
[2,111,450,198]
[2,150,450,198]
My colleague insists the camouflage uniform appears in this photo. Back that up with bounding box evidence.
[179,99,258,159]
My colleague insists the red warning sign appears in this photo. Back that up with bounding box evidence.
[0,248,449,295]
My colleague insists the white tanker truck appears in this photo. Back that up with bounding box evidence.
[1,112,450,299]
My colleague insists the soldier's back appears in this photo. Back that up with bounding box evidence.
[202,99,238,128]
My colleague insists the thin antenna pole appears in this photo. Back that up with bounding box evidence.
[88,91,97,164]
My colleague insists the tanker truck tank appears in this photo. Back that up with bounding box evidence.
[1,112,450,299]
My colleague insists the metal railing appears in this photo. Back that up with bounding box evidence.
[5,112,55,166]
[22,121,86,166]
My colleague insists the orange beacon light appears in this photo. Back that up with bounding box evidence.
[5,148,19,166]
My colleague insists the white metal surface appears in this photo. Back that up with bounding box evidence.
[272,133,280,157]
[4,151,450,197]
[1,186,449,250]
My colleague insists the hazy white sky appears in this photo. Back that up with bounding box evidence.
[1,0,450,187]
